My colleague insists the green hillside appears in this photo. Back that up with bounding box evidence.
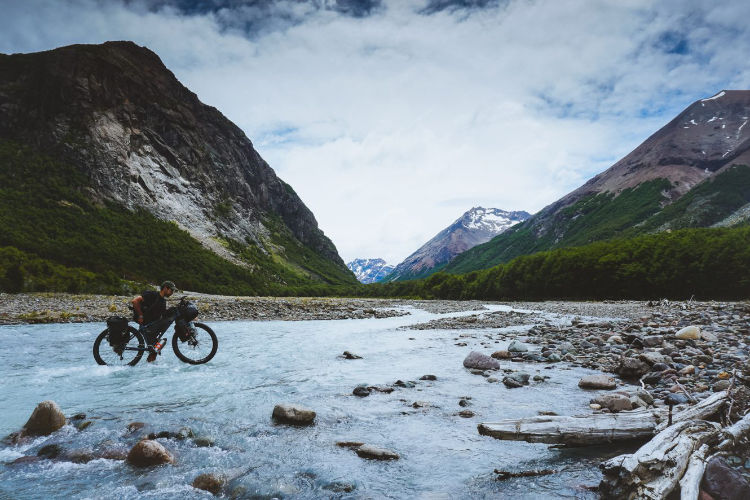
[358,226,750,301]
[444,165,750,275]
[0,140,356,294]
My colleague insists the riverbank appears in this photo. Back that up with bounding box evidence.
[0,292,495,324]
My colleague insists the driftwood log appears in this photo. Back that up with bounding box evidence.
[599,420,720,499]
[477,391,728,446]
[599,399,750,499]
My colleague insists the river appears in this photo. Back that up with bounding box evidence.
[0,305,636,499]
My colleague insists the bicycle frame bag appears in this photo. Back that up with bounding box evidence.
[142,316,173,344]
[107,316,129,346]
[175,319,190,341]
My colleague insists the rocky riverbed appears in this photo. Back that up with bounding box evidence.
[2,296,750,497]
[0,292,500,324]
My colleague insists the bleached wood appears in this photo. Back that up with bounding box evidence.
[599,420,720,500]
[655,391,728,431]
[717,410,750,449]
[679,444,709,500]
[478,408,666,446]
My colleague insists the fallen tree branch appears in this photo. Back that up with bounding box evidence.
[494,468,556,481]
[599,420,720,500]
[478,391,728,446]
[478,408,665,446]
[678,443,709,500]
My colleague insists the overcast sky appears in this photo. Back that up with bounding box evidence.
[3,0,749,263]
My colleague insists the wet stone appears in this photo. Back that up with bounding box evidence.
[463,351,500,370]
[353,386,371,397]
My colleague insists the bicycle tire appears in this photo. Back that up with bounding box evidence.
[93,326,145,366]
[172,322,218,365]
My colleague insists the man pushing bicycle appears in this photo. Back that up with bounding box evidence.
[131,280,176,362]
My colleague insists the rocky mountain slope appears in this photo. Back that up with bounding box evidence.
[0,41,355,292]
[446,90,750,275]
[386,207,530,281]
[347,258,395,284]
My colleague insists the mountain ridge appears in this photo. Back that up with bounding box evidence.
[445,90,750,275]
[386,207,530,281]
[0,41,356,291]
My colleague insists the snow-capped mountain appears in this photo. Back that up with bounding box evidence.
[385,207,530,281]
[347,258,395,284]
[446,89,750,275]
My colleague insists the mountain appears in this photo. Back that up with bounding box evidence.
[347,258,395,284]
[0,41,356,293]
[386,207,530,281]
[445,90,750,275]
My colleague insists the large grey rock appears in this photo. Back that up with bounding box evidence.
[126,439,174,467]
[507,340,528,353]
[193,473,226,495]
[463,351,499,370]
[616,358,650,379]
[703,457,750,500]
[272,404,316,426]
[355,445,399,460]
[591,393,632,413]
[675,325,701,340]
[639,352,667,365]
[22,401,66,436]
[578,375,617,390]
[502,373,530,388]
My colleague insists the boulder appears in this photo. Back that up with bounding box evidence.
[272,404,316,426]
[193,473,226,495]
[22,401,66,436]
[352,386,371,397]
[578,375,617,390]
[491,350,511,359]
[702,457,750,500]
[341,351,362,360]
[126,440,174,467]
[591,393,633,413]
[37,444,64,459]
[463,351,499,370]
[355,445,399,460]
[502,373,530,388]
[616,358,650,379]
[507,340,528,353]
[675,325,701,340]
[639,352,667,365]
[419,375,437,381]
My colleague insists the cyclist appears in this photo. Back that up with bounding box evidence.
[131,280,176,362]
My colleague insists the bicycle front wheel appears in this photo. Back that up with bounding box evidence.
[93,326,145,366]
[172,322,218,365]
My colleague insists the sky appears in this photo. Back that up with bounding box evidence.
[2,0,750,264]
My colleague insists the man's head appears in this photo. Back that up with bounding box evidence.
[160,280,176,297]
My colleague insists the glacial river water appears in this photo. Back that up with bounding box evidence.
[0,305,636,499]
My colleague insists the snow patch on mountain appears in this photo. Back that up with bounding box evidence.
[347,258,395,284]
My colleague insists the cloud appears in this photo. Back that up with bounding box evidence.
[2,0,749,263]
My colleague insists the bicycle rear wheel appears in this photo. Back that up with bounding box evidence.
[93,326,145,366]
[172,322,218,365]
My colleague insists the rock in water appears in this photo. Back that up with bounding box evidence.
[272,404,316,426]
[352,386,371,397]
[192,473,226,495]
[355,445,399,460]
[507,340,528,353]
[126,440,174,467]
[578,375,617,390]
[463,351,500,370]
[675,325,701,339]
[703,457,750,500]
[23,401,66,436]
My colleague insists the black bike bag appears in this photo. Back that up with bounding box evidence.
[106,316,129,345]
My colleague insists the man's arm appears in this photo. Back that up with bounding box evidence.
[132,296,144,324]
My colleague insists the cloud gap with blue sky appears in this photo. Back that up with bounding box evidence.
[2,0,749,263]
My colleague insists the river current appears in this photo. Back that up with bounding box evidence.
[0,305,634,499]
